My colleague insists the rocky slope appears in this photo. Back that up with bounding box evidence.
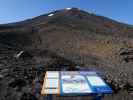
[0,8,133,100]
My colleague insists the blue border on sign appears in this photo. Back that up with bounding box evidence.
[86,75,112,94]
[59,71,112,96]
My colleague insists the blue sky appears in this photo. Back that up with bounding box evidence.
[0,0,133,24]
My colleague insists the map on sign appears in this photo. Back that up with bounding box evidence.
[61,72,92,93]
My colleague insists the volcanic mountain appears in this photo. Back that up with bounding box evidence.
[0,8,133,100]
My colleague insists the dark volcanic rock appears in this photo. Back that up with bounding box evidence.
[20,93,37,100]
[8,79,26,89]
[120,48,133,63]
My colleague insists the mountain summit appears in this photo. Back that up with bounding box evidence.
[0,8,133,65]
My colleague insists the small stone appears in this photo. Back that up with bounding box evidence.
[1,69,9,73]
[0,74,3,79]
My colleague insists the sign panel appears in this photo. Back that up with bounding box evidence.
[87,76,106,86]
[41,71,60,95]
[61,72,92,93]
[87,76,112,93]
